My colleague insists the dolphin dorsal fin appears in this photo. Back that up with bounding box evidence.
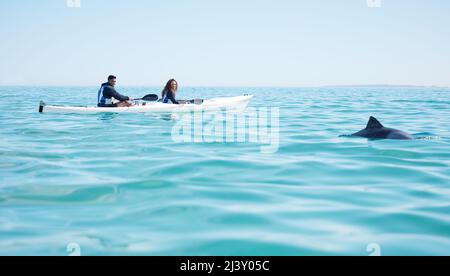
[366,116,384,129]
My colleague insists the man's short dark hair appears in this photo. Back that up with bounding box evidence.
[108,75,117,81]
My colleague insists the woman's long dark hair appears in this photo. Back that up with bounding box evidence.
[162,79,178,98]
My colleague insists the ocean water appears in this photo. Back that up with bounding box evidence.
[1,86,450,256]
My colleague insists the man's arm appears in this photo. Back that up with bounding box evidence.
[106,87,130,102]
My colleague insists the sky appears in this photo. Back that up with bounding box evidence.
[0,0,449,87]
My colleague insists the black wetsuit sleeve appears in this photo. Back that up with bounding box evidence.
[104,86,130,102]
[167,91,179,104]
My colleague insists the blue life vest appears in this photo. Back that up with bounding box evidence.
[98,84,113,105]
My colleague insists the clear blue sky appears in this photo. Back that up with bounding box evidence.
[0,0,449,87]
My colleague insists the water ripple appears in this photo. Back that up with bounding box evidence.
[1,86,450,255]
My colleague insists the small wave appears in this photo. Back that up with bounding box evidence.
[414,133,441,140]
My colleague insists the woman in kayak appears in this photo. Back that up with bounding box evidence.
[161,79,179,104]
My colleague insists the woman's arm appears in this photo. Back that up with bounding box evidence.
[167,91,179,104]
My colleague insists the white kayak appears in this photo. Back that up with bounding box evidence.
[39,95,253,114]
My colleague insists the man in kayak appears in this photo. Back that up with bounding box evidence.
[98,75,133,107]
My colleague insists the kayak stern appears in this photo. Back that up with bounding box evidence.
[39,101,46,113]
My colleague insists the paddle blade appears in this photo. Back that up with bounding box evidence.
[141,94,159,101]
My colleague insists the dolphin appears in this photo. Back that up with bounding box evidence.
[351,117,413,140]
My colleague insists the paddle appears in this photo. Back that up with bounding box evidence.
[134,94,159,101]
[177,99,204,105]
[190,99,204,105]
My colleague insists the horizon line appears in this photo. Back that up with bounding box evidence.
[0,84,449,89]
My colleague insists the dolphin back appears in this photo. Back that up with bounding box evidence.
[351,117,413,140]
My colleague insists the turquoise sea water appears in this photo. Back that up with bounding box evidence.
[1,86,450,256]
